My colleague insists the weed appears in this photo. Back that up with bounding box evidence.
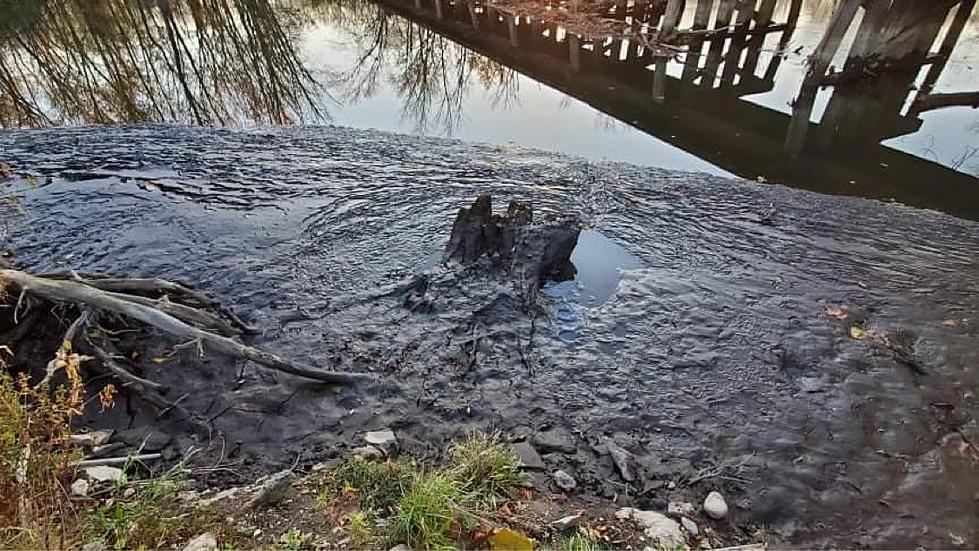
[317,456,417,511]
[388,472,462,550]
[0,345,88,549]
[346,510,374,547]
[545,533,605,551]
[278,527,310,550]
[88,460,192,549]
[317,432,529,550]
[448,432,525,506]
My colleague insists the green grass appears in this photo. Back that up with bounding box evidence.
[278,527,310,551]
[316,432,528,550]
[388,472,463,549]
[448,432,526,507]
[545,533,605,551]
[316,455,417,510]
[89,461,191,549]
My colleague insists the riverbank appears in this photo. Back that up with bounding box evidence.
[1,124,977,548]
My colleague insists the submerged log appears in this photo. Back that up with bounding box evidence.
[443,195,581,286]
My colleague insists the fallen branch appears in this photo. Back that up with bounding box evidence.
[0,269,368,385]
[74,453,162,467]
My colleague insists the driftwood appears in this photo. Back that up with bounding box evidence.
[0,269,368,385]
[443,194,581,286]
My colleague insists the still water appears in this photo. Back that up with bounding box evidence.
[1,0,977,216]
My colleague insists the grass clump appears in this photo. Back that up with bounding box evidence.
[317,432,527,549]
[546,533,605,551]
[389,472,463,549]
[317,455,417,510]
[89,461,191,549]
[449,431,525,506]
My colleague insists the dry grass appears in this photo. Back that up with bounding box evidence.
[0,345,88,549]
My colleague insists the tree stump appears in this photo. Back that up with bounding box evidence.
[443,195,581,286]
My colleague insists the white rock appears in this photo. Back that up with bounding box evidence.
[552,469,577,491]
[248,469,294,508]
[351,445,384,460]
[183,532,217,551]
[71,478,89,497]
[364,429,398,453]
[704,491,729,519]
[201,487,240,506]
[389,545,412,551]
[551,514,581,532]
[681,517,699,536]
[69,430,114,447]
[80,541,106,551]
[615,507,685,546]
[84,466,125,484]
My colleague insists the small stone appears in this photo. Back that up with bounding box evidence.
[202,487,240,506]
[667,501,696,517]
[351,445,384,460]
[71,478,89,497]
[248,470,294,508]
[615,508,684,546]
[311,458,342,472]
[510,441,546,470]
[123,487,136,499]
[704,491,729,519]
[681,517,699,536]
[364,430,398,454]
[81,540,106,551]
[84,466,125,484]
[389,545,412,551]
[183,533,217,551]
[252,528,262,538]
[607,443,636,482]
[550,514,581,532]
[69,430,114,447]
[552,470,577,491]
[534,428,577,454]
[178,490,200,502]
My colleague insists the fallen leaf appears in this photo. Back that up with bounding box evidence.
[824,306,848,320]
[151,356,169,364]
[850,326,870,340]
[489,528,534,551]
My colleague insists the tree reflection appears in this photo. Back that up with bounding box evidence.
[311,0,520,134]
[0,0,326,127]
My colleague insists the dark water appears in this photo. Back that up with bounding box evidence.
[1,125,978,547]
[1,0,977,216]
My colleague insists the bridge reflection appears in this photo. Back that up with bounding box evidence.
[377,0,979,218]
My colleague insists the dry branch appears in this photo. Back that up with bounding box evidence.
[0,269,368,385]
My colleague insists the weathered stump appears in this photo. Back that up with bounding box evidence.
[443,195,581,286]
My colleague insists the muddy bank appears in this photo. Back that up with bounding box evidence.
[1,125,977,548]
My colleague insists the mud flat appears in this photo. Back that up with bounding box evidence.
[1,124,977,548]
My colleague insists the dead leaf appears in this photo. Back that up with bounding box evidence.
[850,326,870,340]
[824,306,848,320]
[489,528,535,551]
[151,356,169,364]
[0,162,11,178]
